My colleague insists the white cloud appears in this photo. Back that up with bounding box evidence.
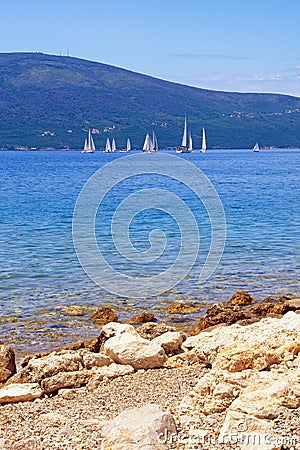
[168,70,300,97]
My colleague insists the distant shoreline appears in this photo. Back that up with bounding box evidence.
[1,147,299,152]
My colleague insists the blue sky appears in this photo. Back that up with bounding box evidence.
[1,0,300,97]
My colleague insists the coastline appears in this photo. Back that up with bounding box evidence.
[1,290,299,364]
[0,292,299,449]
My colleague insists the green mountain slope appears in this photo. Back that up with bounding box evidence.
[0,52,300,149]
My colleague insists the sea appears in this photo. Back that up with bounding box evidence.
[0,149,299,357]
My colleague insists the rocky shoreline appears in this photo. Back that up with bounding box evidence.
[0,292,299,449]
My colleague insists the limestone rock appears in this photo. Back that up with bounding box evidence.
[101,322,140,340]
[183,312,300,372]
[284,298,300,311]
[228,291,254,306]
[82,353,113,369]
[0,383,43,404]
[190,304,247,334]
[90,307,118,325]
[0,343,16,384]
[190,294,289,335]
[152,331,184,355]
[214,347,280,372]
[41,369,91,393]
[166,303,200,313]
[136,322,177,340]
[164,348,205,367]
[127,312,155,324]
[101,404,176,449]
[230,369,300,419]
[104,333,167,370]
[8,350,83,384]
[20,352,51,368]
[219,410,280,450]
[177,369,260,416]
[62,335,102,353]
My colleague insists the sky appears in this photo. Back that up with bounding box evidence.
[1,0,300,97]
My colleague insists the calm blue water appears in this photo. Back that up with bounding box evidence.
[0,149,299,356]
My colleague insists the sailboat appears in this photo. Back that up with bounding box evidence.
[176,117,193,153]
[142,133,153,152]
[111,138,116,152]
[253,142,260,152]
[120,138,131,152]
[142,131,158,153]
[82,129,95,153]
[127,138,131,152]
[201,127,207,153]
[104,137,112,152]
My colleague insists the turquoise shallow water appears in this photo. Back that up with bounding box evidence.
[0,149,299,356]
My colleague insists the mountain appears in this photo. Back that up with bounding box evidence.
[0,52,300,149]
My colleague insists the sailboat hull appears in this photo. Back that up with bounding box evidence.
[176,146,192,153]
[81,149,95,153]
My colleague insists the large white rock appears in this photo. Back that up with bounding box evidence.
[219,410,280,450]
[0,383,43,404]
[152,331,184,354]
[178,369,261,416]
[101,404,176,450]
[182,312,300,371]
[7,350,83,384]
[82,353,113,369]
[41,369,91,393]
[101,322,140,339]
[230,369,300,419]
[104,333,167,370]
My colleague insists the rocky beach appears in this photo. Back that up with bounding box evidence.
[0,292,299,449]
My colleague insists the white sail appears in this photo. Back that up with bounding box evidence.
[83,138,88,151]
[143,133,155,152]
[253,142,260,152]
[177,116,192,153]
[152,131,158,151]
[105,137,111,152]
[143,133,150,151]
[111,138,116,152]
[149,136,154,152]
[188,131,193,151]
[201,128,206,153]
[120,138,131,152]
[91,133,95,151]
[181,116,187,147]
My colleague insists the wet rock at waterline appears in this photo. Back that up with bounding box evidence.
[90,307,118,325]
[0,343,16,384]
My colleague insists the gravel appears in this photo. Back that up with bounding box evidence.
[0,364,206,449]
[0,364,299,449]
